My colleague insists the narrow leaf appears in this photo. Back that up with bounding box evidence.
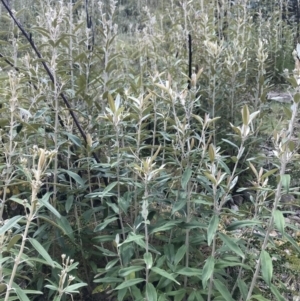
[64,283,87,293]
[174,245,187,266]
[242,105,249,126]
[251,294,272,301]
[105,258,119,270]
[146,283,157,301]
[261,168,278,180]
[270,284,285,301]
[151,267,180,285]
[0,215,22,235]
[150,221,179,234]
[144,252,153,269]
[62,170,85,187]
[214,279,235,301]
[284,233,300,252]
[115,278,144,290]
[176,267,202,277]
[6,234,22,251]
[281,174,290,194]
[107,92,116,112]
[94,217,118,232]
[260,250,273,286]
[65,132,82,147]
[14,286,31,301]
[226,220,262,231]
[237,279,248,301]
[28,238,55,267]
[222,139,238,149]
[274,210,285,234]
[202,256,214,289]
[218,233,244,258]
[39,192,61,218]
[181,167,192,189]
[119,266,144,277]
[207,215,219,246]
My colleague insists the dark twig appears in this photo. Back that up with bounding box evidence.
[0,0,98,161]
[188,34,192,90]
[1,0,124,236]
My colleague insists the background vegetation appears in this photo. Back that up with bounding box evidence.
[0,0,300,300]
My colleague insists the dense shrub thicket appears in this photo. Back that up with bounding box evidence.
[1,0,300,300]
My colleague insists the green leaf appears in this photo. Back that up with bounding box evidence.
[207,215,219,246]
[215,259,250,270]
[150,221,179,234]
[194,290,205,301]
[226,219,262,231]
[61,169,85,187]
[222,139,238,149]
[106,200,119,214]
[115,278,145,290]
[103,182,118,196]
[0,215,23,235]
[118,288,127,301]
[181,167,192,189]
[105,258,119,270]
[131,285,143,300]
[65,132,82,147]
[218,233,244,258]
[31,26,51,38]
[38,215,71,238]
[260,250,273,286]
[6,234,22,251]
[146,283,157,301]
[251,294,272,301]
[120,233,145,245]
[261,168,278,180]
[284,233,300,252]
[172,198,187,214]
[214,279,235,301]
[94,245,118,257]
[94,217,118,232]
[20,290,43,295]
[166,289,186,300]
[144,252,153,269]
[65,195,74,213]
[203,172,217,185]
[294,92,300,103]
[202,256,214,289]
[270,284,285,301]
[281,174,290,194]
[39,192,61,218]
[119,266,144,277]
[151,267,180,285]
[274,210,285,234]
[237,279,248,301]
[242,105,249,125]
[64,282,87,293]
[107,92,116,112]
[176,267,202,278]
[14,286,31,301]
[174,245,186,266]
[208,144,215,162]
[28,238,55,267]
[56,216,75,242]
[188,291,197,301]
[94,277,123,283]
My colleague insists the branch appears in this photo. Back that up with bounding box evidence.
[1,1,124,236]
[0,0,102,166]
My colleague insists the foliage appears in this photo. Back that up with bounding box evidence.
[0,0,300,300]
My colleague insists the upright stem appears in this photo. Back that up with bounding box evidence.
[246,100,299,299]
